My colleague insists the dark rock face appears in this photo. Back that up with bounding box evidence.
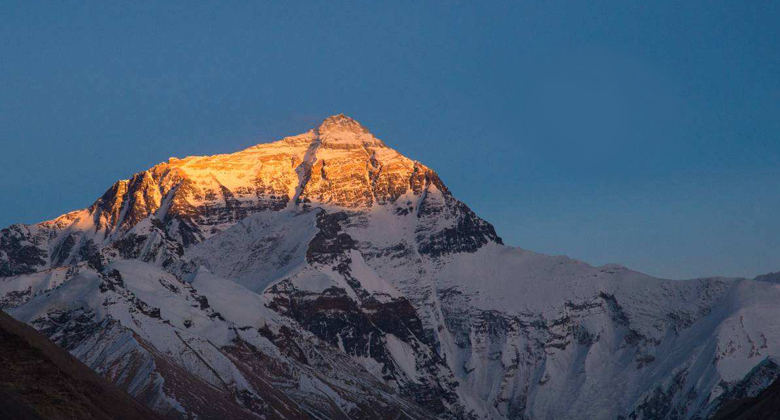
[0,310,162,420]
[269,284,459,416]
[112,233,148,259]
[0,226,48,276]
[306,211,357,266]
[410,168,502,258]
[627,370,692,420]
[417,200,503,258]
[79,239,104,270]
[0,287,32,309]
[32,308,109,352]
[51,234,76,266]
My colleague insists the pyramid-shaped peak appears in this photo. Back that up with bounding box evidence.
[318,114,370,135]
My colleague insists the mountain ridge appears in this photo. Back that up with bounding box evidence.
[1,115,778,420]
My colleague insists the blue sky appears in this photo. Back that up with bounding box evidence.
[1,1,778,279]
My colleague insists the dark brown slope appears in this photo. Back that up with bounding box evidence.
[0,310,161,420]
[713,376,780,420]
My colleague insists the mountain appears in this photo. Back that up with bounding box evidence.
[1,114,779,420]
[0,309,162,420]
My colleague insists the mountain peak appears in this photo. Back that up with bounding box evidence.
[317,114,370,135]
[312,114,385,149]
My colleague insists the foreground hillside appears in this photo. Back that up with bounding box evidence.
[1,115,778,419]
[0,309,161,420]
[712,374,780,420]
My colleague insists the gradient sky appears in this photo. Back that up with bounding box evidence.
[1,1,778,279]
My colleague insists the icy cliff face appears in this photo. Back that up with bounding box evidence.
[2,115,779,420]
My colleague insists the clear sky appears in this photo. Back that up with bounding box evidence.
[1,1,778,280]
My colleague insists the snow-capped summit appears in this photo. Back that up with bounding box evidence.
[318,113,371,134]
[1,115,779,420]
[316,114,387,148]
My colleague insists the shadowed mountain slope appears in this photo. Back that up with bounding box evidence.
[0,309,162,420]
[712,374,780,420]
